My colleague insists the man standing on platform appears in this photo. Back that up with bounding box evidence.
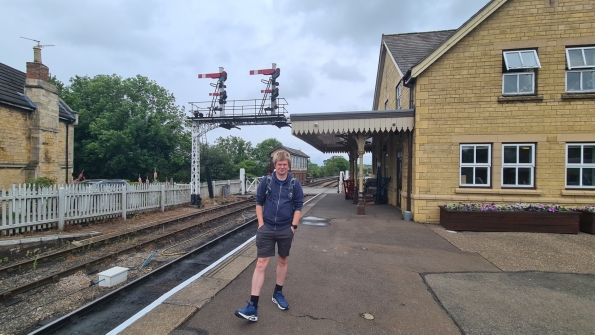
[235,150,304,322]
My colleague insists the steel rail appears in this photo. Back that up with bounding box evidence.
[1,203,254,303]
[0,199,252,277]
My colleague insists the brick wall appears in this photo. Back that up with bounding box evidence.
[413,0,595,222]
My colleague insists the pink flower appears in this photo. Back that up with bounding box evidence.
[154,170,157,181]
[138,175,142,184]
[146,177,150,184]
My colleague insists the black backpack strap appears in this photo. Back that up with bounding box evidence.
[265,175,272,197]
[289,178,296,199]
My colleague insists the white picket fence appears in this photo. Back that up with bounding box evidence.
[0,183,191,235]
[0,179,226,236]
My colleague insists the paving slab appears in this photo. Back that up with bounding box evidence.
[425,272,595,335]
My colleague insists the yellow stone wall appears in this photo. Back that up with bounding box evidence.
[413,0,595,222]
[0,79,75,189]
[0,105,31,188]
[377,49,412,110]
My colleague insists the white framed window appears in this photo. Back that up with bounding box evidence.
[396,84,402,109]
[566,70,595,93]
[503,50,542,70]
[502,144,535,188]
[566,47,595,69]
[502,50,540,96]
[566,143,595,188]
[503,73,535,95]
[460,144,491,187]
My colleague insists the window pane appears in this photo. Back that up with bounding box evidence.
[585,48,595,67]
[520,51,538,68]
[568,146,581,163]
[461,146,474,163]
[503,167,516,185]
[518,168,532,185]
[518,74,533,93]
[519,146,533,163]
[475,168,488,185]
[503,75,518,93]
[583,168,594,186]
[567,72,581,91]
[505,52,522,69]
[584,146,595,164]
[504,146,517,164]
[476,146,489,163]
[461,167,474,184]
[567,168,581,185]
[582,71,595,91]
[568,49,585,68]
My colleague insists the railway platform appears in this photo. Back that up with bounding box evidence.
[110,189,595,335]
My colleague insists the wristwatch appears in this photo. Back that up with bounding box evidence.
[292,225,298,230]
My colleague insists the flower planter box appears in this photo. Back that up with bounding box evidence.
[579,211,595,234]
[439,206,580,234]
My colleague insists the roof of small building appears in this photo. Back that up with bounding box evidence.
[382,29,456,72]
[0,62,36,111]
[269,145,310,158]
[0,62,76,122]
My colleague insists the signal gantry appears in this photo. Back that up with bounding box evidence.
[188,64,291,206]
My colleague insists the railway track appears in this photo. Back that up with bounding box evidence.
[0,199,253,278]
[21,193,320,335]
[307,176,339,187]
[0,200,254,306]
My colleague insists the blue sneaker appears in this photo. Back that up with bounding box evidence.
[235,301,258,322]
[272,291,289,310]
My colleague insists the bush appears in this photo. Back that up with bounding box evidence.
[26,177,56,189]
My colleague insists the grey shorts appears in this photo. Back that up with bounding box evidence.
[256,226,294,258]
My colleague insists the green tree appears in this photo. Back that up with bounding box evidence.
[323,156,349,176]
[61,74,189,181]
[308,161,322,179]
[214,136,253,165]
[200,143,236,181]
[236,159,259,177]
[251,138,282,175]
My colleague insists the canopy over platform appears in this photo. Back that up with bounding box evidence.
[290,109,414,153]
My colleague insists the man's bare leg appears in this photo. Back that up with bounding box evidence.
[251,257,270,295]
[276,255,288,286]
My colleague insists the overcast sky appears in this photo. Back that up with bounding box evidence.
[1,0,489,165]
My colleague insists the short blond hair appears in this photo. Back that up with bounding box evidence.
[273,150,291,166]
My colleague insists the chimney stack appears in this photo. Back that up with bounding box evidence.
[26,46,49,81]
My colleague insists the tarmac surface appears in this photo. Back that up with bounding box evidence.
[116,188,595,335]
